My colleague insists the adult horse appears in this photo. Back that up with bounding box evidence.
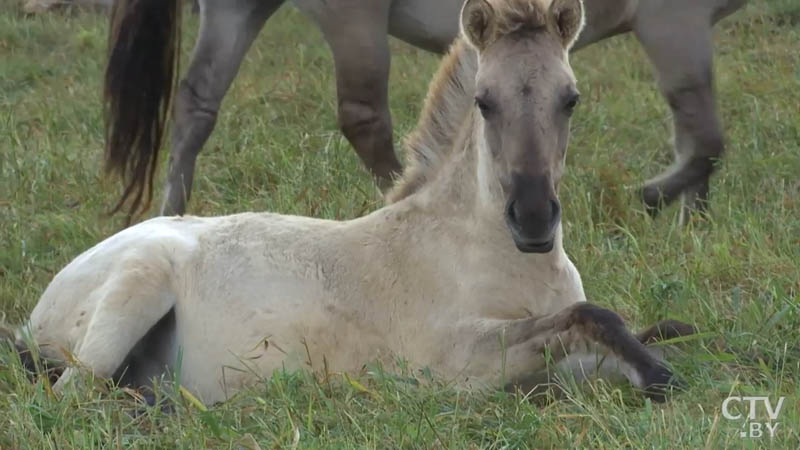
[5,0,696,404]
[104,0,746,224]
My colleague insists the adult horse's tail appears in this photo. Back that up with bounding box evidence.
[104,0,182,223]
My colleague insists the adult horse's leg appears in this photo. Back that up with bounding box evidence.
[634,7,726,224]
[297,0,400,191]
[476,303,694,401]
[162,0,285,216]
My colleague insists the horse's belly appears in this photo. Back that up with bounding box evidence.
[388,0,463,53]
[172,273,386,403]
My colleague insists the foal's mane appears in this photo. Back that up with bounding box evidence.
[387,0,554,203]
[386,39,477,203]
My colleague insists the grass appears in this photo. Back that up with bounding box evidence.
[1,1,799,448]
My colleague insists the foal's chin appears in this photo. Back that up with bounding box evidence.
[512,237,555,254]
[505,213,557,253]
[506,220,557,253]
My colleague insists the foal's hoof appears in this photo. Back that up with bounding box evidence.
[640,185,663,217]
[641,364,683,402]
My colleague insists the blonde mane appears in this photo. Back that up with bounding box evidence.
[386,39,477,203]
[387,0,557,203]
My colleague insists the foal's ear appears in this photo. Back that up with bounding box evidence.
[460,0,497,51]
[550,0,585,50]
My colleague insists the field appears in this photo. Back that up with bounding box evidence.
[1,1,799,448]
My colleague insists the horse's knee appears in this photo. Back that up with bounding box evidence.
[169,79,222,158]
[668,82,725,165]
[334,56,389,144]
[665,78,714,124]
[337,99,388,143]
[337,95,401,185]
[174,80,220,130]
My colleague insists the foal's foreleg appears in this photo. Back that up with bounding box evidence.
[636,319,697,345]
[496,303,679,401]
[162,0,284,216]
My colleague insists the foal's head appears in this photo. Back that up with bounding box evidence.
[462,0,584,253]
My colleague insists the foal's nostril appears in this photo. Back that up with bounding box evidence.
[507,200,520,226]
[508,201,519,224]
[550,200,560,220]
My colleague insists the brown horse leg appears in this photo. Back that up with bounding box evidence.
[162,0,284,216]
[480,303,682,401]
[302,0,401,192]
[633,9,725,223]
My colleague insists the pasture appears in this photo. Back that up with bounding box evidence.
[1,1,798,447]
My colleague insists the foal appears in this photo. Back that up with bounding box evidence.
[5,0,693,405]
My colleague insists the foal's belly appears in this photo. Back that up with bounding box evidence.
[171,276,322,402]
[171,277,389,404]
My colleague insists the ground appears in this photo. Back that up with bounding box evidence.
[0,1,798,448]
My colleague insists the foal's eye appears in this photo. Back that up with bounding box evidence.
[564,94,580,115]
[475,97,492,117]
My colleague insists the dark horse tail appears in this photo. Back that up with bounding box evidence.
[104,0,182,223]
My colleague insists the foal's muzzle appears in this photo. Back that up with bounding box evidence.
[504,174,561,253]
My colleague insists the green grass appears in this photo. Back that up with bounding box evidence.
[1,1,799,448]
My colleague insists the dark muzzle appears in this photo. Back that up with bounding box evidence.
[505,173,561,253]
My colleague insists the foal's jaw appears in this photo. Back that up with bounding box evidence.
[507,229,555,253]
